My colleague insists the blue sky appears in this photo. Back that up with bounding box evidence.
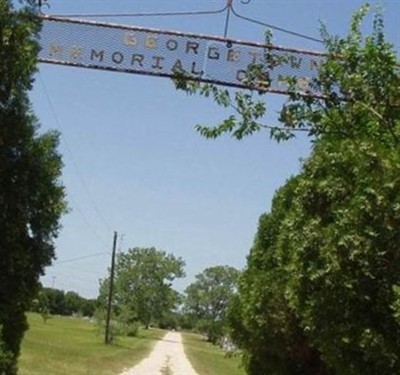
[32,0,400,298]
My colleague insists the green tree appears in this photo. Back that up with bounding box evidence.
[99,247,185,330]
[41,288,66,315]
[229,180,328,374]
[280,140,400,375]
[80,298,97,317]
[174,6,399,144]
[184,266,240,344]
[31,289,51,323]
[0,2,67,373]
[175,5,400,374]
[35,287,97,317]
[64,291,83,315]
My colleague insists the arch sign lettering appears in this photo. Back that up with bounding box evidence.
[38,16,326,96]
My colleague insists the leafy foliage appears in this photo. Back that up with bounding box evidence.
[229,181,328,374]
[231,141,400,375]
[184,266,240,344]
[283,139,400,375]
[31,287,97,317]
[0,2,67,373]
[174,6,400,144]
[99,247,185,332]
[176,5,400,375]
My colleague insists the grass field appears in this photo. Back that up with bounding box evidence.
[182,333,246,375]
[19,313,164,375]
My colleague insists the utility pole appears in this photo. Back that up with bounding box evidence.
[105,231,117,344]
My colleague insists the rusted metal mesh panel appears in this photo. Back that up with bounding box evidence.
[38,16,327,96]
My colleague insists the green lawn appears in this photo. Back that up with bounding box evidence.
[19,313,164,375]
[182,333,246,375]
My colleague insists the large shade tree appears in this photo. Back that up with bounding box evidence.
[184,265,240,344]
[176,5,400,375]
[99,247,185,330]
[228,179,328,375]
[0,1,67,373]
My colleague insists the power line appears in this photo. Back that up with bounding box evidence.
[230,5,323,44]
[51,5,229,19]
[118,233,125,253]
[47,271,98,284]
[45,1,322,44]
[53,263,106,277]
[39,73,113,236]
[67,193,110,249]
[54,251,110,264]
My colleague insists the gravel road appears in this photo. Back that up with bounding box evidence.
[119,331,199,375]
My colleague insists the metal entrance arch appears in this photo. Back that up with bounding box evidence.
[38,15,327,97]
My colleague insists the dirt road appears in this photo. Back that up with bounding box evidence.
[120,331,199,375]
